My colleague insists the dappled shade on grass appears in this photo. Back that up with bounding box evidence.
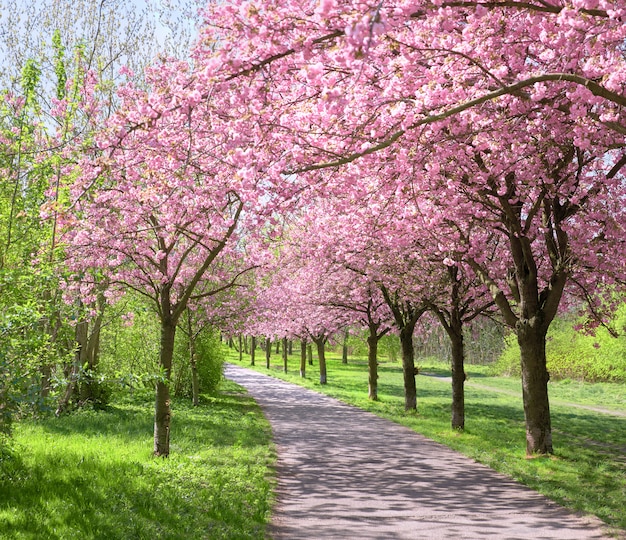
[0,381,274,540]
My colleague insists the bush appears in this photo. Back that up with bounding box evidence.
[173,325,224,398]
[493,307,626,382]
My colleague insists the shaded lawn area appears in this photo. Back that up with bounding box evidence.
[229,347,626,534]
[0,380,275,540]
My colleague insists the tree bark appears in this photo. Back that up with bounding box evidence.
[275,340,280,354]
[188,314,199,407]
[265,337,271,368]
[367,331,379,401]
[449,324,466,430]
[399,326,417,411]
[314,337,327,384]
[342,329,349,364]
[78,308,104,404]
[56,319,88,415]
[238,335,243,362]
[307,344,313,365]
[300,338,307,377]
[288,340,293,355]
[250,336,256,366]
[518,317,552,455]
[154,317,176,457]
[282,336,288,372]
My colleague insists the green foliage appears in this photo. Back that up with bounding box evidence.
[173,325,224,398]
[493,307,626,382]
[491,333,522,377]
[0,300,73,432]
[98,301,161,390]
[51,30,67,100]
[378,334,400,362]
[0,385,274,539]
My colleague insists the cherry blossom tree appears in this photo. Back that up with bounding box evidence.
[189,0,626,455]
[61,56,266,457]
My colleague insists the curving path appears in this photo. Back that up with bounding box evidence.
[225,364,617,540]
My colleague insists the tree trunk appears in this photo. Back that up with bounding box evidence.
[265,337,271,368]
[154,318,176,457]
[288,340,293,355]
[449,324,466,430]
[79,308,104,404]
[300,339,307,377]
[367,331,379,401]
[250,336,256,366]
[307,344,313,365]
[314,338,327,384]
[342,329,349,364]
[282,336,288,372]
[518,317,552,455]
[275,341,280,354]
[56,319,88,415]
[399,326,417,411]
[188,315,199,407]
[238,335,243,362]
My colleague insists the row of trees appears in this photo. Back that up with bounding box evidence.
[2,0,625,458]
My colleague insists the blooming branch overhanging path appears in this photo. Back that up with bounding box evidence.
[225,363,614,540]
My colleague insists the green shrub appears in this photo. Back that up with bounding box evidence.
[98,300,161,391]
[173,326,224,398]
[493,307,626,382]
[490,333,521,377]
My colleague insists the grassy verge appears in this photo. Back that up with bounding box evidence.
[0,380,275,540]
[228,347,626,534]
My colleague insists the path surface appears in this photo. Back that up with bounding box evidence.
[225,364,616,540]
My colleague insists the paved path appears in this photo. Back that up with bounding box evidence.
[225,364,616,540]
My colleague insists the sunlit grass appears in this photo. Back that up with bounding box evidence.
[0,380,275,540]
[229,346,626,533]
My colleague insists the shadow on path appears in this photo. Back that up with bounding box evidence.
[225,364,614,540]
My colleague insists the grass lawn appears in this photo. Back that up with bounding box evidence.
[228,346,626,535]
[0,380,275,540]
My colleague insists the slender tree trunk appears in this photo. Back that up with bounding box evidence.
[342,329,349,364]
[190,354,200,407]
[367,331,379,401]
[518,317,552,455]
[449,324,466,430]
[238,335,243,362]
[188,315,199,407]
[275,341,280,354]
[399,326,417,411]
[288,340,293,355]
[79,308,104,404]
[307,344,313,365]
[282,336,288,372]
[56,319,88,415]
[265,337,271,368]
[228,337,234,348]
[300,339,307,377]
[40,290,61,398]
[250,336,256,366]
[154,317,176,457]
[244,336,249,354]
[314,338,327,384]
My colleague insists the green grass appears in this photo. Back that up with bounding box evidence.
[230,347,626,534]
[0,380,275,540]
